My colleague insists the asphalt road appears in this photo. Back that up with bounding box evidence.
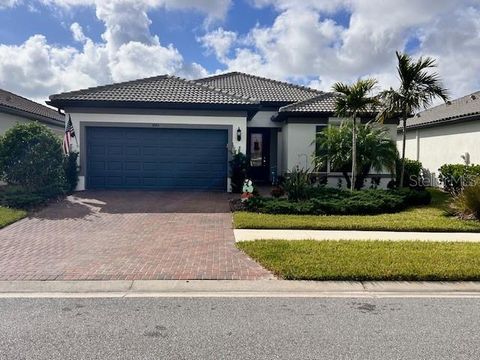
[0,297,479,359]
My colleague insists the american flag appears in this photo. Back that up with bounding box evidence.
[63,115,76,154]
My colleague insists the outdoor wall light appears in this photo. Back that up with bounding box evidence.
[237,127,242,141]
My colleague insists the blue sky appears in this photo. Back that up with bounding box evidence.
[0,0,478,103]
[0,1,281,74]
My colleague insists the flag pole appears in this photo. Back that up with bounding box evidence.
[70,115,79,147]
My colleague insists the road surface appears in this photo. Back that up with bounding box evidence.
[0,297,479,359]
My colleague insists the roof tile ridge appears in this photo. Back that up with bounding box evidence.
[233,72,323,94]
[49,75,169,99]
[195,71,242,82]
[0,88,63,118]
[177,75,259,103]
[279,92,333,112]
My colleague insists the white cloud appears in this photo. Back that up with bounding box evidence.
[2,0,479,104]
[110,41,182,82]
[199,27,237,61]
[0,35,99,102]
[70,22,86,43]
[0,0,20,8]
[0,0,216,103]
[205,0,480,98]
[40,0,231,22]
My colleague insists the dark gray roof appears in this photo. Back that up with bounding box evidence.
[0,89,64,124]
[49,75,258,107]
[406,91,480,129]
[196,72,322,104]
[279,93,337,113]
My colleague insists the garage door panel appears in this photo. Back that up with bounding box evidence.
[87,127,228,191]
[107,161,122,171]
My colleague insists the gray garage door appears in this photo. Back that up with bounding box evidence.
[86,127,228,191]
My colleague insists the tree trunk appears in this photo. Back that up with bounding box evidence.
[342,171,351,189]
[351,114,357,192]
[400,112,407,188]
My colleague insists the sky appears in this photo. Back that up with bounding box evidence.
[0,0,479,105]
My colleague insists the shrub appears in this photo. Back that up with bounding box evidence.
[245,188,421,216]
[396,158,423,188]
[450,179,480,220]
[392,188,432,206]
[230,151,248,193]
[438,164,480,194]
[0,185,63,209]
[283,167,312,201]
[270,186,285,198]
[63,151,79,193]
[0,122,65,192]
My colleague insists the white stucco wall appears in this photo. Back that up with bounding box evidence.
[282,119,398,171]
[397,121,480,184]
[283,122,317,171]
[283,119,397,188]
[0,112,63,136]
[249,111,282,128]
[67,110,248,191]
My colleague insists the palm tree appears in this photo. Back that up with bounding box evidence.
[315,121,397,190]
[332,79,380,191]
[380,51,448,187]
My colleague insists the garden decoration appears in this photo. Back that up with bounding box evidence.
[241,179,255,202]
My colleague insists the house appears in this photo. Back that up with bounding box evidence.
[47,72,398,192]
[0,89,64,136]
[398,91,480,185]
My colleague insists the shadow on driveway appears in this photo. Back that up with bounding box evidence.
[35,191,234,220]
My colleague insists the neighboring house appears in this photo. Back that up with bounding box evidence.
[398,91,480,186]
[47,72,398,192]
[0,89,65,136]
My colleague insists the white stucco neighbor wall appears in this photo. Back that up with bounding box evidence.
[0,112,63,136]
[397,121,480,185]
[67,110,248,191]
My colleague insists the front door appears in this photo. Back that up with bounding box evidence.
[247,128,270,183]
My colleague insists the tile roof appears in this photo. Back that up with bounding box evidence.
[0,89,64,124]
[279,92,338,113]
[49,75,258,107]
[406,91,480,129]
[196,72,322,103]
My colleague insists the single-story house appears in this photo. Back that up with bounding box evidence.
[398,91,480,186]
[0,88,64,136]
[47,72,398,192]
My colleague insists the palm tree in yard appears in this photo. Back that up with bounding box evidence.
[380,51,448,187]
[332,78,380,191]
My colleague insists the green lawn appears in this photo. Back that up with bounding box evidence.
[0,206,26,229]
[237,240,480,281]
[234,189,480,232]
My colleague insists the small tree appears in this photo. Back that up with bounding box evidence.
[0,122,65,191]
[315,121,397,190]
[332,79,380,191]
[379,52,448,187]
[63,151,79,193]
[230,150,248,193]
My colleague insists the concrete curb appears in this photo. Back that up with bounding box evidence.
[1,280,480,298]
[234,229,480,242]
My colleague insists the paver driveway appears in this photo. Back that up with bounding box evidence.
[0,191,272,281]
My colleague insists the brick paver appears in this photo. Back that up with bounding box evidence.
[0,191,273,281]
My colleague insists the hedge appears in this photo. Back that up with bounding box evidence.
[438,164,480,194]
[245,188,431,216]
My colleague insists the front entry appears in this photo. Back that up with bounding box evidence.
[247,128,270,183]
